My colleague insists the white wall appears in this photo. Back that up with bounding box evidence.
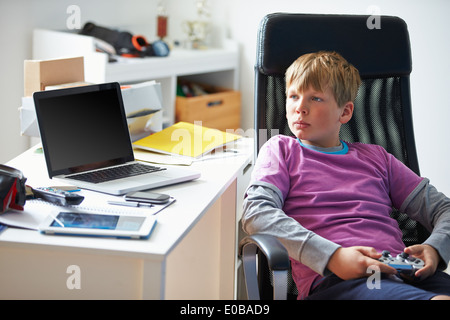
[1,0,449,196]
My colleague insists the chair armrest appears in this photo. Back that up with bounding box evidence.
[239,234,290,299]
[239,234,290,270]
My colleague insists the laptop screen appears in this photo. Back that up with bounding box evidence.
[34,82,134,177]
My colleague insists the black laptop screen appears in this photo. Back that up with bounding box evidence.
[34,83,134,177]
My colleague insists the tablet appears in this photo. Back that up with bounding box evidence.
[39,211,157,239]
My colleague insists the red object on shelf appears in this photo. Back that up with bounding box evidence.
[157,16,168,39]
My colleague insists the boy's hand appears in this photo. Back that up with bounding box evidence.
[404,244,440,280]
[327,246,397,280]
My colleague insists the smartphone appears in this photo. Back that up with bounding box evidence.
[124,191,170,204]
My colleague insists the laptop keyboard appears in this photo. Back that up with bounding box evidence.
[67,163,166,184]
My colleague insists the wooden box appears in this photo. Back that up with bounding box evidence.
[176,87,241,132]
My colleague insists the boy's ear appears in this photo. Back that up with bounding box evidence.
[339,101,354,124]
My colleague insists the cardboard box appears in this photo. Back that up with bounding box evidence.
[176,86,241,132]
[24,56,84,96]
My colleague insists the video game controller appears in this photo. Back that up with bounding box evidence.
[378,250,424,277]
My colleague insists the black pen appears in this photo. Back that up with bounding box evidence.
[107,200,153,208]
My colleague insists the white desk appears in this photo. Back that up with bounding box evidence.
[0,139,253,299]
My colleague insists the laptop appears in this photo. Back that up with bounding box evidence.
[33,82,200,195]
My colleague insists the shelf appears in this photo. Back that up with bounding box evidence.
[32,29,240,126]
[105,47,239,83]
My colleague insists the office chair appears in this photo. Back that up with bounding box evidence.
[239,13,430,300]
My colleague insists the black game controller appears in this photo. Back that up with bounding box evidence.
[378,250,424,277]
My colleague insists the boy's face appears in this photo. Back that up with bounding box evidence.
[286,85,353,148]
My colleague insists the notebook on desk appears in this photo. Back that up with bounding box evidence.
[33,82,200,195]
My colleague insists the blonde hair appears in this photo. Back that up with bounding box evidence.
[285,51,361,107]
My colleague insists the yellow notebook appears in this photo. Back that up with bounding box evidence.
[133,122,241,158]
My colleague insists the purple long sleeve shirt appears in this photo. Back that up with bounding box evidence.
[247,135,424,298]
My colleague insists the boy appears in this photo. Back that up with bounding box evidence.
[242,51,450,299]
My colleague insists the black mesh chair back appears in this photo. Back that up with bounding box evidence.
[252,13,430,299]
